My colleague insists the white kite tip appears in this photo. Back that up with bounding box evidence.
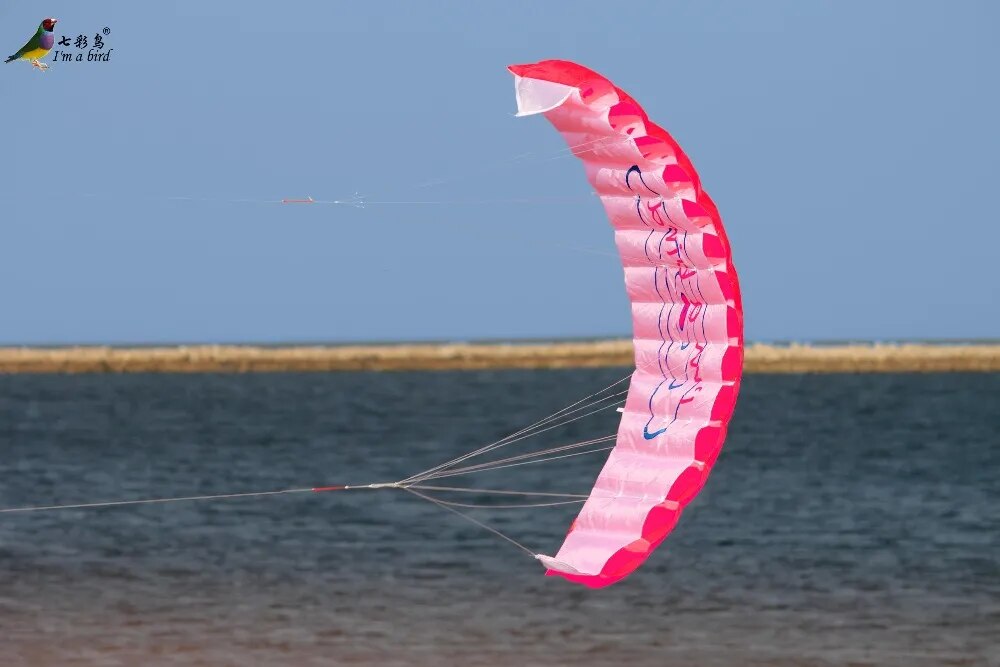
[534,554,586,575]
[511,75,576,117]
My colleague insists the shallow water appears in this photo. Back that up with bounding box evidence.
[0,370,997,666]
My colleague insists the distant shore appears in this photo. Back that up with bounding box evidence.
[0,341,997,374]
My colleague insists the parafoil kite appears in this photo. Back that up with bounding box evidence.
[510,60,743,588]
[0,59,743,593]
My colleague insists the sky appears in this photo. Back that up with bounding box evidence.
[1,1,996,345]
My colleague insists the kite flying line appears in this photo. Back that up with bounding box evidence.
[0,373,635,569]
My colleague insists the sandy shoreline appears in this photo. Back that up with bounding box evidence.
[0,341,997,374]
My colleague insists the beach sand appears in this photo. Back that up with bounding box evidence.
[0,341,996,373]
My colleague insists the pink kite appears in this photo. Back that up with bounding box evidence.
[510,60,744,588]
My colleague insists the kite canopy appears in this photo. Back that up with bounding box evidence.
[510,60,743,588]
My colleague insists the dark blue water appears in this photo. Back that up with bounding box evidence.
[1,370,997,666]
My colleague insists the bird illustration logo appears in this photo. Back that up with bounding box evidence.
[5,17,58,71]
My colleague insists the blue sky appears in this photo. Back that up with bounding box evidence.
[1,1,996,345]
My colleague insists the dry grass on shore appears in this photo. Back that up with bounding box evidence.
[0,341,997,374]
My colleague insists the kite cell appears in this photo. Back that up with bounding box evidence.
[510,60,743,588]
